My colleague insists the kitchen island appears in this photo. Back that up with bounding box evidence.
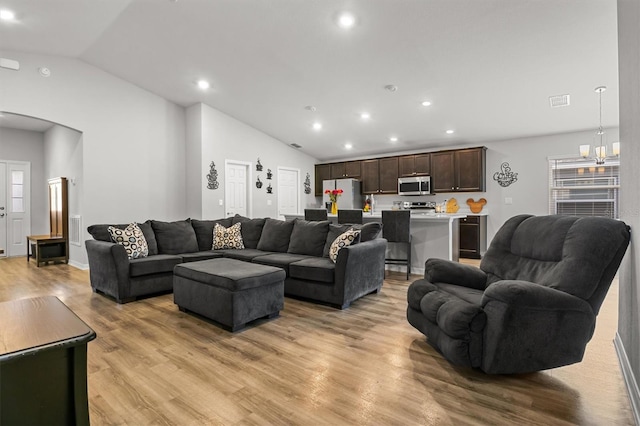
[285,211,466,275]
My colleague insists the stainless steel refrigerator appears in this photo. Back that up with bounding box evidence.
[322,179,362,210]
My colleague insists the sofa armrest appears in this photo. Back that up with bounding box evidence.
[480,280,596,374]
[85,239,131,302]
[424,258,487,290]
[334,238,387,307]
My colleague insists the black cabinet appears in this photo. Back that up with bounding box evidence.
[362,158,398,194]
[314,164,331,196]
[459,215,487,259]
[399,154,430,177]
[432,147,486,193]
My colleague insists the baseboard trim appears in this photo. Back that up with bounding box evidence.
[614,332,640,425]
[68,260,89,270]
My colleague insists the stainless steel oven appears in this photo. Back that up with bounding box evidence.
[398,176,431,196]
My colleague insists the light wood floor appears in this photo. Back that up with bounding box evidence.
[0,257,633,425]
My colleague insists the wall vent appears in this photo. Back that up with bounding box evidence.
[290,143,302,148]
[69,215,82,246]
[549,94,570,108]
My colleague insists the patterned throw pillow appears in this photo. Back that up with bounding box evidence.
[213,223,245,250]
[329,228,361,263]
[108,223,149,259]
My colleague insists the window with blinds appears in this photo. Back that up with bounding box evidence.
[549,158,619,218]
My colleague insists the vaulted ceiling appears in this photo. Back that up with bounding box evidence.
[0,0,619,161]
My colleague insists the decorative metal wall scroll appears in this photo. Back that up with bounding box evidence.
[304,173,311,194]
[256,158,263,171]
[493,162,518,187]
[256,176,263,188]
[266,169,273,180]
[266,183,273,194]
[206,161,219,190]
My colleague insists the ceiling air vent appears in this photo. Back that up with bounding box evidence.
[549,94,570,108]
[290,143,302,149]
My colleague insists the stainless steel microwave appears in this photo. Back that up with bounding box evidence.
[398,176,431,196]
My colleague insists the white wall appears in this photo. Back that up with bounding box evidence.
[0,127,47,236]
[192,103,317,220]
[43,125,84,265]
[0,51,187,267]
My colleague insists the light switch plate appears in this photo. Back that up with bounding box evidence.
[267,200,272,206]
[505,197,513,205]
[219,199,223,206]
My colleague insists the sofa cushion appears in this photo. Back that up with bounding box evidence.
[191,218,233,251]
[108,223,149,259]
[232,215,266,249]
[288,219,330,257]
[323,224,352,257]
[329,229,361,263]
[289,257,335,283]
[88,221,158,255]
[221,248,274,261]
[151,219,199,255]
[213,223,245,250]
[352,222,383,242]
[129,254,183,277]
[256,218,295,252]
[252,253,313,275]
[180,251,224,263]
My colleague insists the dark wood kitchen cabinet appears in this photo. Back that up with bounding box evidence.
[431,147,486,193]
[459,215,487,259]
[330,161,361,179]
[362,157,398,194]
[314,164,331,196]
[399,154,430,177]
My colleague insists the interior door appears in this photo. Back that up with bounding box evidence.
[8,163,30,256]
[277,168,299,218]
[225,162,249,217]
[0,162,6,258]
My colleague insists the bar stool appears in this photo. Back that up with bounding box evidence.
[382,210,411,280]
[304,209,328,221]
[337,209,363,225]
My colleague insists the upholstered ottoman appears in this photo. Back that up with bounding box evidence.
[173,258,285,331]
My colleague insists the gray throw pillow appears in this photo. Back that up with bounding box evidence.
[232,215,266,249]
[288,219,330,256]
[150,219,199,254]
[353,222,383,242]
[323,223,353,257]
[256,218,295,252]
[192,218,233,251]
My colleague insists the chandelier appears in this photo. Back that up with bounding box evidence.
[579,86,619,165]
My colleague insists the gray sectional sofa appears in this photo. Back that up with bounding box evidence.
[85,215,387,308]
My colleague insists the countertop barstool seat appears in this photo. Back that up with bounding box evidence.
[337,209,363,225]
[304,209,328,221]
[382,210,411,280]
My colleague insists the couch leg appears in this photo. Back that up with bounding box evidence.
[116,297,136,304]
[178,306,187,313]
[265,312,279,319]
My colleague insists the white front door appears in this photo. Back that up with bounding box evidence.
[277,167,299,218]
[7,163,30,256]
[225,161,249,217]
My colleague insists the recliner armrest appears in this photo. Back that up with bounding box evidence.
[424,258,487,290]
[481,280,592,312]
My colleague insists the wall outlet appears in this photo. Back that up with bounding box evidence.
[505,197,513,205]
[267,200,272,206]
[219,199,223,206]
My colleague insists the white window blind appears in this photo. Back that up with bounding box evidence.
[549,158,619,219]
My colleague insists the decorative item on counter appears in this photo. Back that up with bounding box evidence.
[266,169,273,180]
[467,198,487,213]
[325,188,343,215]
[266,183,273,194]
[256,158,263,171]
[256,176,263,188]
[493,162,518,187]
[206,161,219,190]
[446,198,459,213]
[304,173,311,194]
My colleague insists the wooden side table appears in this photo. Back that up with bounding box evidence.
[26,234,68,266]
[0,296,96,425]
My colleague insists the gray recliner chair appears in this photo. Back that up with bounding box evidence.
[407,214,631,374]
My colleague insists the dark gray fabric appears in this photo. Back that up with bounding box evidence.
[288,219,330,256]
[304,209,328,221]
[382,210,410,242]
[424,258,487,290]
[256,218,295,252]
[252,253,313,275]
[232,215,266,249]
[289,257,335,283]
[322,224,352,257]
[337,209,363,225]
[87,221,158,255]
[221,248,274,261]
[129,254,183,277]
[191,218,233,251]
[352,222,383,242]
[180,251,224,263]
[174,258,285,291]
[151,219,199,255]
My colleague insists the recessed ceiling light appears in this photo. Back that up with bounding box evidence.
[360,112,370,120]
[446,129,455,134]
[304,105,317,112]
[337,12,356,29]
[389,137,398,143]
[0,10,15,21]
[197,80,210,90]
[312,122,323,131]
[421,101,432,107]
[344,143,353,149]
[385,85,398,92]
